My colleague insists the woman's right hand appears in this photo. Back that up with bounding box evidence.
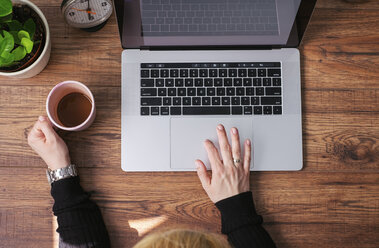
[196,124,252,203]
[28,116,71,170]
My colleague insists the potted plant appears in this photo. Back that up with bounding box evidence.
[0,0,51,78]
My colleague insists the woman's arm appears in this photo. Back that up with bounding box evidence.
[216,192,276,248]
[196,124,276,248]
[28,116,110,248]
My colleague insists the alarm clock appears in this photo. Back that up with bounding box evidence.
[61,0,113,31]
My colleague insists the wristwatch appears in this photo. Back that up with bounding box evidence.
[46,164,78,184]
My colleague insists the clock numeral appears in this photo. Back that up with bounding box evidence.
[69,12,75,16]
[102,2,107,6]
[89,15,94,20]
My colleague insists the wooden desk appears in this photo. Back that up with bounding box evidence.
[0,0,378,247]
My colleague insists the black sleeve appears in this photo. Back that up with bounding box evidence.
[215,191,276,248]
[51,176,111,248]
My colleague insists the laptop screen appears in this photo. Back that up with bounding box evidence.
[114,0,317,49]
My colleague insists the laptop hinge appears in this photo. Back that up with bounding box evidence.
[139,45,278,51]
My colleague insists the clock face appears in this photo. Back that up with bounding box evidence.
[63,0,113,28]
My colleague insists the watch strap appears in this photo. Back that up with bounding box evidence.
[46,164,78,184]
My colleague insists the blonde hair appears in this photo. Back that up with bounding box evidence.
[133,228,231,248]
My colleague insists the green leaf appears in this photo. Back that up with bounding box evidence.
[0,31,14,54]
[0,14,12,23]
[9,31,21,45]
[11,46,26,61]
[0,51,15,66]
[23,18,36,39]
[18,30,30,40]
[21,37,33,53]
[0,33,3,44]
[0,0,12,18]
[7,20,22,31]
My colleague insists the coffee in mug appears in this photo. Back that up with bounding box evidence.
[46,81,96,131]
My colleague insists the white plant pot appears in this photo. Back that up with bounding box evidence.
[0,0,51,79]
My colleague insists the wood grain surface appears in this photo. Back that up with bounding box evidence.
[0,0,378,247]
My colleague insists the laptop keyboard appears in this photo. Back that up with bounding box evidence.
[141,0,279,36]
[140,62,282,116]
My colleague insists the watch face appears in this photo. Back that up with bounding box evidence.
[63,0,113,28]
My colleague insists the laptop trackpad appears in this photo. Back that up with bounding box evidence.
[170,117,253,170]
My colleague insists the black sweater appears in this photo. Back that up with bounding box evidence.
[51,176,276,248]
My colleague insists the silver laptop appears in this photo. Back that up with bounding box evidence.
[114,0,317,171]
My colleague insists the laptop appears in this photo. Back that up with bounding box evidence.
[115,0,317,171]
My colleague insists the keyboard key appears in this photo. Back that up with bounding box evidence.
[173,97,181,105]
[273,106,282,115]
[199,69,208,77]
[228,69,237,77]
[248,69,256,77]
[194,78,203,87]
[263,106,272,115]
[214,78,223,87]
[236,88,245,96]
[222,97,230,105]
[202,97,211,105]
[207,88,216,96]
[251,97,259,105]
[151,107,159,115]
[204,78,213,87]
[216,88,226,96]
[232,97,240,105]
[141,70,150,78]
[178,88,186,96]
[226,88,235,96]
[244,106,252,115]
[185,79,194,87]
[266,87,282,95]
[175,79,184,87]
[161,107,169,115]
[163,97,171,105]
[212,97,221,105]
[183,97,191,105]
[254,106,263,115]
[197,88,206,96]
[183,107,230,115]
[261,97,282,105]
[255,87,263,95]
[258,69,266,77]
[224,78,232,86]
[209,69,218,77]
[170,107,181,115]
[160,69,169,77]
[268,69,281,77]
[180,69,189,77]
[141,79,154,87]
[158,88,167,96]
[192,97,201,105]
[246,87,254,96]
[141,107,149,115]
[190,69,198,77]
[233,78,242,86]
[170,69,179,77]
[243,78,252,86]
[165,79,174,87]
[156,79,165,87]
[253,78,262,86]
[263,78,271,86]
[141,88,157,96]
[151,69,159,77]
[273,78,281,86]
[219,69,227,77]
[241,97,250,105]
[187,88,196,96]
[141,97,162,106]
[238,69,247,77]
[232,106,243,115]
